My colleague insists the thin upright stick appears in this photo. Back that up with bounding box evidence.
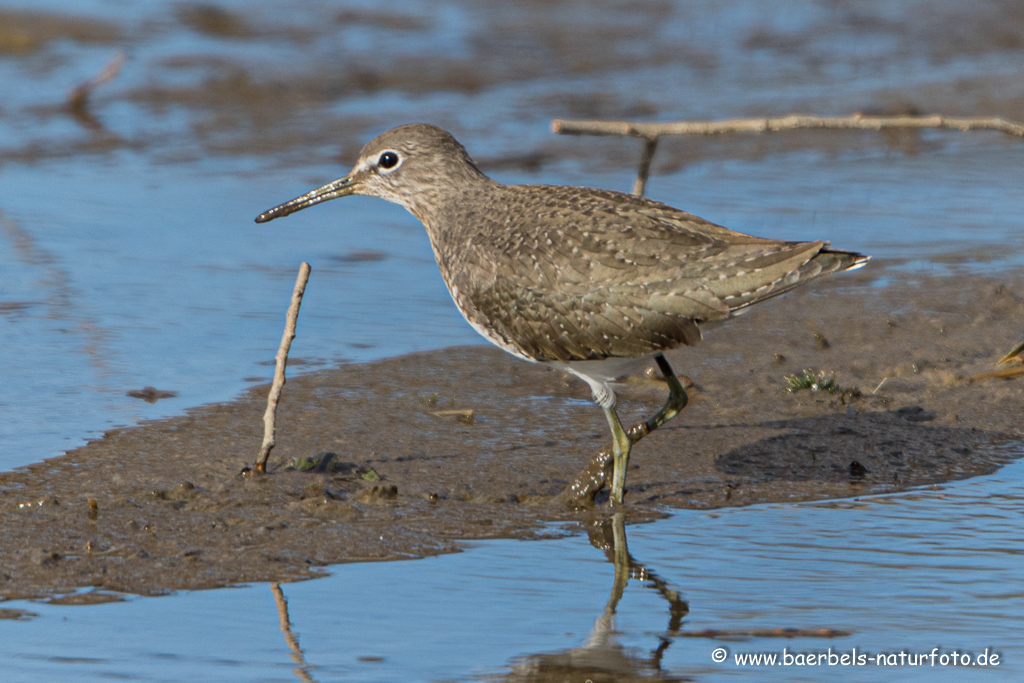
[255,262,312,473]
[632,137,659,197]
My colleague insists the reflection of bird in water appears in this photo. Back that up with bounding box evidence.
[494,514,689,682]
[257,124,868,506]
[265,517,686,683]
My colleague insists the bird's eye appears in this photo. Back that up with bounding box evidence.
[377,151,400,171]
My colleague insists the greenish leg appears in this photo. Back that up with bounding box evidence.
[603,405,633,505]
[608,353,689,505]
[627,354,689,442]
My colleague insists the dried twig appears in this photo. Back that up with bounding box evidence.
[966,366,1024,383]
[552,114,1024,140]
[255,262,312,473]
[552,114,1024,197]
[681,627,852,639]
[632,136,659,197]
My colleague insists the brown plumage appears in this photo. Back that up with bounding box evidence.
[257,123,869,504]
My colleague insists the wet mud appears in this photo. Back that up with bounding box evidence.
[4,1,1024,169]
[1,267,1021,600]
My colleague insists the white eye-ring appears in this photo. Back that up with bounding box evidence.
[377,150,402,174]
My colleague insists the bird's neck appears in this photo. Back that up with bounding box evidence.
[410,175,502,286]
[412,173,500,237]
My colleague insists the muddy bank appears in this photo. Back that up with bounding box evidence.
[1,267,1022,600]
[6,1,1024,169]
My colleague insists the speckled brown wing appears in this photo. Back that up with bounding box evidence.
[460,186,866,363]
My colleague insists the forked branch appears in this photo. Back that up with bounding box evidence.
[552,114,1024,196]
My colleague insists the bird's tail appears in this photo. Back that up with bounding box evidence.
[805,247,870,277]
[728,245,869,315]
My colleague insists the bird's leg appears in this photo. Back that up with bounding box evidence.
[603,405,632,505]
[604,355,687,505]
[561,354,689,508]
[625,353,688,444]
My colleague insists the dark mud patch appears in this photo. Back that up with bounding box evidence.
[0,268,1021,600]
[0,9,121,55]
[45,589,126,606]
[0,608,37,621]
[713,410,1012,496]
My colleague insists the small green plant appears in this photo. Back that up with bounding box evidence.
[785,369,841,393]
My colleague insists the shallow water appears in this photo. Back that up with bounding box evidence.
[2,458,1021,681]
[2,0,1024,679]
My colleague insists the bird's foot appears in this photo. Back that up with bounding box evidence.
[557,447,613,510]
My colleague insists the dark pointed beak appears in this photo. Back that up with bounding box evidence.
[255,174,359,223]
